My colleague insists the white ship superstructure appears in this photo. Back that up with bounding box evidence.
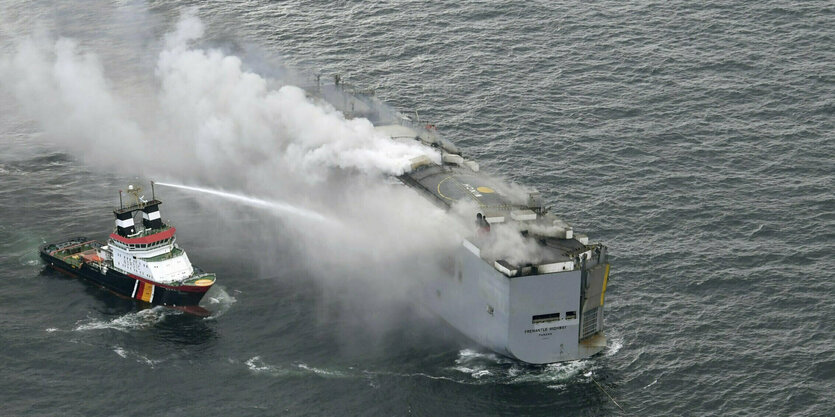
[107,185,196,284]
[108,233,194,284]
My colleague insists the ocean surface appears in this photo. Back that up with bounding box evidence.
[1,1,833,416]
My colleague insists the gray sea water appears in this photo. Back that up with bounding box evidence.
[1,1,833,416]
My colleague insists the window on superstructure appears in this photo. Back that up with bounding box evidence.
[532,313,560,324]
[566,311,577,320]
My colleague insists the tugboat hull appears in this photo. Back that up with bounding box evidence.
[40,239,212,309]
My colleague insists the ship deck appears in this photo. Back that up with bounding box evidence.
[46,240,102,267]
[401,165,592,267]
[400,164,517,211]
[319,81,601,270]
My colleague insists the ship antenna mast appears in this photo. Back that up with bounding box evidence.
[126,184,143,208]
[119,190,123,209]
[151,181,155,201]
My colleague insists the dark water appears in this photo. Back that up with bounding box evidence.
[1,1,833,415]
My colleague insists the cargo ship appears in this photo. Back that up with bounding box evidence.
[40,183,216,314]
[314,77,611,364]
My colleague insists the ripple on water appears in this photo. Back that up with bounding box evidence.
[110,345,162,367]
[1,1,832,416]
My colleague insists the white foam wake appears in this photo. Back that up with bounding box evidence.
[74,306,177,332]
[239,348,599,389]
[203,286,237,320]
[244,356,291,377]
[448,348,594,387]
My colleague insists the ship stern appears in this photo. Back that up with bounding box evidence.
[505,264,609,364]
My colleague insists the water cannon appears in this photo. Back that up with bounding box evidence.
[527,191,543,213]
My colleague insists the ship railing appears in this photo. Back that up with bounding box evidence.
[123,224,172,239]
[143,247,184,262]
[114,199,162,214]
[179,272,216,286]
[52,241,102,259]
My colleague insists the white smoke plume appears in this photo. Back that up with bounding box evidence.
[0,8,470,341]
[479,224,546,265]
[0,10,440,187]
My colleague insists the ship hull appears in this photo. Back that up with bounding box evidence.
[40,246,210,308]
[423,243,608,364]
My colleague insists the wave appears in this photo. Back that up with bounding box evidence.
[113,346,128,358]
[606,337,624,357]
[297,363,348,378]
[241,348,598,389]
[74,306,179,332]
[244,356,352,379]
[244,356,291,377]
[203,286,237,319]
[111,345,162,367]
[17,251,41,267]
[446,348,594,387]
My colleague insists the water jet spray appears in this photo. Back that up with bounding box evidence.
[154,181,331,223]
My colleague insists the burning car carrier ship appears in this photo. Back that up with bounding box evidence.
[314,78,611,364]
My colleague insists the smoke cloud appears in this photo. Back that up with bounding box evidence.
[1,10,440,186]
[0,8,469,340]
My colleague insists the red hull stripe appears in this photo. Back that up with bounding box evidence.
[127,273,212,293]
[110,227,176,245]
[135,281,145,300]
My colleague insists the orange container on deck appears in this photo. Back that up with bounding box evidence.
[80,253,103,263]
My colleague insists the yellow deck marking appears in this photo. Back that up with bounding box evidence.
[436,176,455,200]
[476,186,494,194]
[437,175,486,207]
[600,264,610,306]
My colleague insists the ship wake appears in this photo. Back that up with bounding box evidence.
[202,285,237,319]
[238,349,601,390]
[74,306,180,332]
[447,349,594,388]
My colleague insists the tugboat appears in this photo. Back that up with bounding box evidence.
[40,182,216,315]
